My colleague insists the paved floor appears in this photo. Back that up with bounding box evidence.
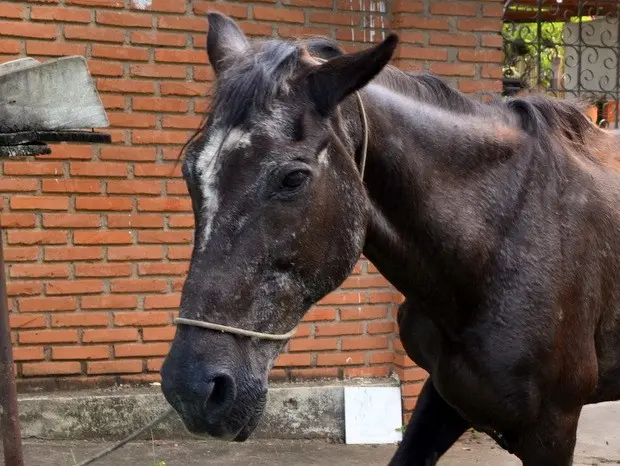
[7,401,620,465]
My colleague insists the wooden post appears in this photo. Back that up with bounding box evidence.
[0,224,24,466]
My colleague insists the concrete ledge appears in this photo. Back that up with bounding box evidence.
[18,378,399,442]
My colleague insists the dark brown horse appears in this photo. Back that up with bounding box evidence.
[161,12,620,465]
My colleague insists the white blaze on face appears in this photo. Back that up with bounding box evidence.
[318,147,330,166]
[197,127,252,250]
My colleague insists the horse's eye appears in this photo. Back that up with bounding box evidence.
[280,170,309,192]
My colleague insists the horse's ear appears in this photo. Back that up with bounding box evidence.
[305,34,399,115]
[206,12,249,75]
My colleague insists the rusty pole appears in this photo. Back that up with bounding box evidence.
[0,224,24,466]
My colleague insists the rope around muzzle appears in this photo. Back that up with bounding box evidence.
[172,91,369,342]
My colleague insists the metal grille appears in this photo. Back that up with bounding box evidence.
[502,0,620,128]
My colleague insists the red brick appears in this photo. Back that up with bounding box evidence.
[13,347,45,362]
[52,346,109,360]
[64,25,125,43]
[0,214,36,228]
[96,10,151,27]
[132,97,188,113]
[74,230,133,245]
[154,49,207,64]
[42,179,100,193]
[167,246,191,260]
[193,66,214,82]
[288,338,339,352]
[4,248,41,266]
[10,314,46,329]
[195,2,248,17]
[0,21,57,39]
[3,161,63,176]
[254,6,304,23]
[147,358,164,372]
[114,311,170,327]
[31,6,91,23]
[47,280,105,296]
[134,164,182,177]
[107,180,161,195]
[81,295,138,310]
[483,4,504,17]
[369,351,393,364]
[0,4,24,19]
[274,353,312,367]
[398,46,448,61]
[100,147,157,162]
[158,16,208,32]
[137,198,191,212]
[397,30,425,44]
[66,0,123,6]
[26,41,86,56]
[160,82,205,97]
[430,63,476,77]
[10,196,68,210]
[168,214,193,228]
[302,308,337,322]
[166,181,189,196]
[137,231,192,244]
[19,329,78,344]
[393,16,449,30]
[130,31,186,47]
[83,328,138,343]
[0,39,20,53]
[138,263,188,276]
[43,144,94,160]
[70,162,127,177]
[429,32,477,47]
[132,130,190,145]
[317,352,365,366]
[482,34,503,48]
[44,214,100,229]
[340,306,387,320]
[144,294,180,310]
[430,2,478,16]
[143,326,176,341]
[458,49,503,63]
[315,323,363,337]
[115,342,170,358]
[92,44,149,61]
[19,296,76,313]
[51,312,109,327]
[317,292,363,306]
[341,336,388,350]
[7,282,42,297]
[108,214,163,228]
[23,362,81,376]
[44,246,102,262]
[0,178,37,192]
[458,18,502,33]
[367,321,394,335]
[110,279,167,293]
[97,78,155,94]
[10,263,69,279]
[75,263,132,278]
[108,246,163,261]
[129,64,186,79]
[481,65,502,79]
[75,197,133,211]
[310,12,359,26]
[162,115,203,130]
[277,25,330,39]
[88,359,142,375]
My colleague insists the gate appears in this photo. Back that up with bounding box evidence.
[502,0,620,129]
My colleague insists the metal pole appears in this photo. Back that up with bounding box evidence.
[0,225,24,466]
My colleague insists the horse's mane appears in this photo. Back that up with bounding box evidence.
[201,35,618,169]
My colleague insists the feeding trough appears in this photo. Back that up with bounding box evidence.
[0,55,111,466]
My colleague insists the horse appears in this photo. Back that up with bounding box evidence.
[160,12,620,465]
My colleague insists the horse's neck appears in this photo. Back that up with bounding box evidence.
[356,83,526,297]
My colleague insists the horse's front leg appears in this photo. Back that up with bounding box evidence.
[388,378,470,466]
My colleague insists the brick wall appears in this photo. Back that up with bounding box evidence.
[0,0,503,420]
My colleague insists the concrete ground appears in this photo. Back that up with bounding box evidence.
[7,401,620,465]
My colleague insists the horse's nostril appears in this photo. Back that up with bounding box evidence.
[204,373,236,419]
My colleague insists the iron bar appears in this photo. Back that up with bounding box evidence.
[0,224,24,466]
